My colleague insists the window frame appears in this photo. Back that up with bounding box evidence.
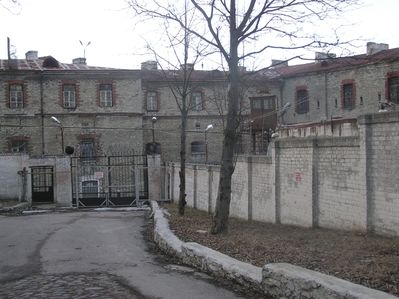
[388,76,399,104]
[191,141,206,155]
[80,140,95,161]
[341,80,356,110]
[250,96,276,112]
[191,91,203,111]
[146,91,159,112]
[10,140,28,153]
[63,84,76,108]
[295,87,309,114]
[9,84,24,108]
[99,84,113,107]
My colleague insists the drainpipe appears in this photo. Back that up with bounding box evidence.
[40,72,45,155]
[324,72,329,120]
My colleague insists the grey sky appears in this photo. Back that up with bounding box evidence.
[1,0,398,69]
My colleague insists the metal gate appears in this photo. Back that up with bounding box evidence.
[31,166,54,203]
[71,155,148,208]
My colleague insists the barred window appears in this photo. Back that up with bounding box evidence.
[191,92,203,111]
[9,84,23,108]
[11,140,28,153]
[342,83,354,109]
[146,91,158,111]
[63,84,76,108]
[296,89,309,114]
[100,84,113,107]
[388,76,399,104]
[191,141,205,154]
[80,140,95,161]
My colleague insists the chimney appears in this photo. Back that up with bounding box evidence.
[315,52,336,61]
[271,59,288,68]
[180,63,194,71]
[367,42,389,55]
[72,57,87,65]
[141,60,157,70]
[25,51,38,60]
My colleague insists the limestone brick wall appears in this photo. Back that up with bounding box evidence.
[196,165,210,212]
[316,137,366,231]
[168,112,399,236]
[276,139,314,227]
[230,157,249,219]
[251,156,275,223]
[359,112,399,236]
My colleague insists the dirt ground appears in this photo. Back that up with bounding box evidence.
[161,203,399,297]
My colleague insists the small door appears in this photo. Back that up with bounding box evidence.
[31,166,54,203]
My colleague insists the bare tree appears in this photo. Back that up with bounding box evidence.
[0,0,20,13]
[135,1,211,215]
[130,0,358,233]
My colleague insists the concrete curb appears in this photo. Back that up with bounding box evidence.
[0,202,30,213]
[150,201,398,299]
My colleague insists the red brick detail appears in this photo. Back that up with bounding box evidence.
[58,80,80,108]
[5,80,28,108]
[77,133,98,140]
[96,80,116,107]
[340,79,356,109]
[385,71,399,101]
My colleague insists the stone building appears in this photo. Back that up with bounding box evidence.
[0,52,142,157]
[273,42,399,136]
[1,42,399,162]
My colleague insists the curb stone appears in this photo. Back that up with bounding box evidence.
[150,200,398,299]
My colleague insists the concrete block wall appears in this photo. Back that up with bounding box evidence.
[276,139,314,227]
[316,137,367,231]
[359,112,399,236]
[167,111,399,236]
[230,157,250,219]
[251,156,275,223]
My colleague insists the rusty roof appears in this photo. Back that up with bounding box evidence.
[0,56,119,72]
[274,47,399,78]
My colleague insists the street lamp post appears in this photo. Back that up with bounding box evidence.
[51,116,64,154]
[205,124,214,164]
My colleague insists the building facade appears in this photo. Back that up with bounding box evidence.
[1,42,399,163]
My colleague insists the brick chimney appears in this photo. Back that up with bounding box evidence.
[367,42,389,55]
[72,57,87,65]
[141,61,157,70]
[25,51,38,60]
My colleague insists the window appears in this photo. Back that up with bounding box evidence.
[342,83,355,109]
[99,84,113,107]
[250,96,275,111]
[388,76,399,104]
[191,141,205,154]
[191,92,203,111]
[80,140,95,161]
[11,140,28,153]
[9,84,23,108]
[146,91,158,111]
[63,84,76,108]
[296,88,309,114]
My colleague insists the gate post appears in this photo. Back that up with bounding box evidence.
[135,165,141,206]
[147,155,161,201]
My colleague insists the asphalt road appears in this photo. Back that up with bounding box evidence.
[0,210,244,299]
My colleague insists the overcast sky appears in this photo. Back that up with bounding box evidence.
[1,0,398,70]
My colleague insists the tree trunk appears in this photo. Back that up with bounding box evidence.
[178,110,188,215]
[211,2,239,233]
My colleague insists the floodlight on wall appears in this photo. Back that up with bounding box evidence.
[50,116,64,154]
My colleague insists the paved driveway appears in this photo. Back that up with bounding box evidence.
[0,210,244,299]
